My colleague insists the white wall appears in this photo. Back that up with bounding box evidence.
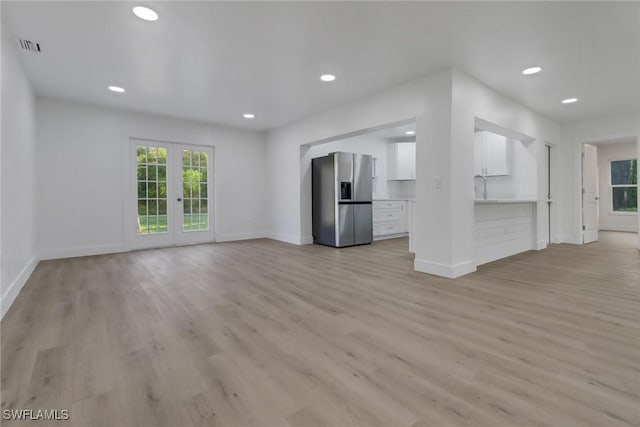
[416,70,563,277]
[594,141,638,232]
[266,69,451,245]
[413,71,459,275]
[1,26,38,318]
[36,97,267,259]
[300,134,416,242]
[410,70,561,277]
[308,137,419,203]
[266,68,567,277]
[387,180,416,199]
[562,113,640,247]
[473,137,537,200]
[303,134,390,195]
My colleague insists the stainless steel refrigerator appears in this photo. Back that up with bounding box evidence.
[312,152,373,247]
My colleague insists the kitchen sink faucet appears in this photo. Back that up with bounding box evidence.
[474,175,487,200]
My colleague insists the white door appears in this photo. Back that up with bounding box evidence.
[582,144,599,244]
[131,139,214,249]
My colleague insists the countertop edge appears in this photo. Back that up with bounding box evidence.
[474,199,542,204]
[373,198,414,201]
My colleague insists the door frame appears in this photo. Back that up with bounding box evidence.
[127,137,216,250]
[573,136,640,247]
[545,143,555,244]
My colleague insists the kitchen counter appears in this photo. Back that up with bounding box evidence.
[474,201,538,265]
[373,197,413,201]
[474,199,539,204]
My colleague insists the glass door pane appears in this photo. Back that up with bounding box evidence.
[181,149,210,232]
[136,145,168,235]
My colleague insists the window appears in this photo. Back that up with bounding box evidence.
[610,159,637,213]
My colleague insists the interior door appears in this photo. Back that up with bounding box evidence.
[582,144,599,243]
[131,139,214,249]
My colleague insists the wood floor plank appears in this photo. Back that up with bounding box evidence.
[2,231,639,426]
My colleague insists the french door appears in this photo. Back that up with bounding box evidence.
[130,139,214,249]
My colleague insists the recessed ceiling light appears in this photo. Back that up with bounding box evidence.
[108,86,125,93]
[522,66,542,75]
[243,113,255,119]
[405,131,415,135]
[561,97,578,104]
[320,74,336,82]
[133,6,158,21]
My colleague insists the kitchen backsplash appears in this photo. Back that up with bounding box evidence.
[382,180,416,199]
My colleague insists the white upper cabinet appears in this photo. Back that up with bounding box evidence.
[474,131,511,176]
[387,142,416,180]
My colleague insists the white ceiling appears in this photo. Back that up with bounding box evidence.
[3,1,639,130]
[365,122,416,141]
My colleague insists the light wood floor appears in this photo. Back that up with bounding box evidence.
[2,233,639,427]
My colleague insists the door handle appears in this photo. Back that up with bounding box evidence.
[177,197,182,202]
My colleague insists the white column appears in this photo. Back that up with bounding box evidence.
[413,71,476,278]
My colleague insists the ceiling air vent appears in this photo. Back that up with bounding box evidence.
[19,39,41,53]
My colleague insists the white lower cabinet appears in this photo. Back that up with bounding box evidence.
[373,200,407,239]
[378,221,403,235]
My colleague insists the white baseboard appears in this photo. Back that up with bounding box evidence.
[414,258,476,278]
[39,244,128,261]
[373,232,409,241]
[599,225,638,233]
[1,255,39,320]
[216,231,267,242]
[557,234,581,244]
[536,240,548,250]
[266,232,311,245]
[475,240,534,266]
